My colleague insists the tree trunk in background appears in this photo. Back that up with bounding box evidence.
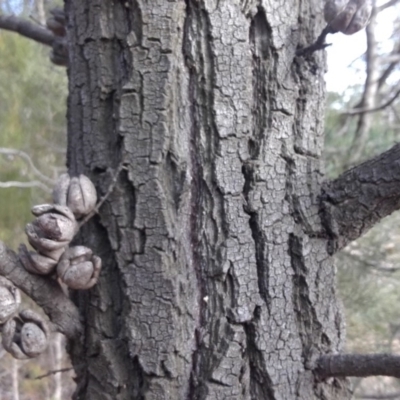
[65,1,349,399]
[11,358,19,400]
[52,333,63,400]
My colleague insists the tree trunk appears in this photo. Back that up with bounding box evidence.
[65,1,349,399]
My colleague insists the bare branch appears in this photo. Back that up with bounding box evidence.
[33,366,74,380]
[0,14,54,47]
[377,49,400,89]
[377,0,400,12]
[342,87,400,115]
[0,241,82,339]
[0,11,68,67]
[320,143,400,254]
[357,391,400,399]
[296,25,334,57]
[0,180,52,193]
[345,9,379,166]
[316,354,400,380]
[0,147,56,186]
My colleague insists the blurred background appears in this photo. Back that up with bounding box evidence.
[325,1,400,398]
[0,1,71,399]
[0,0,400,398]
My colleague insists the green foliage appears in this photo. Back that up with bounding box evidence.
[0,30,67,247]
[0,10,70,398]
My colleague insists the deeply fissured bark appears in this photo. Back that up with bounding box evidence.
[65,1,349,399]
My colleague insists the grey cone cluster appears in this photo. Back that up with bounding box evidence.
[20,173,101,289]
[0,277,48,359]
[324,0,372,35]
[0,173,101,359]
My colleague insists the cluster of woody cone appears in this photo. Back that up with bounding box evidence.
[0,174,101,359]
[324,0,372,35]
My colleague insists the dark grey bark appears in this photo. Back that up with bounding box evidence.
[0,11,68,66]
[2,0,400,397]
[0,14,54,46]
[63,1,348,399]
[317,354,400,380]
[321,143,400,254]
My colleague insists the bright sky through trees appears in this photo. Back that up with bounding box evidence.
[325,2,396,94]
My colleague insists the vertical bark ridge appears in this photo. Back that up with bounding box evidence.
[184,2,210,396]
[66,2,144,399]
[183,1,264,398]
[240,1,349,398]
[184,2,250,398]
[67,1,198,398]
[244,7,276,398]
[116,1,198,397]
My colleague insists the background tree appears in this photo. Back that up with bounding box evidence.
[0,1,74,399]
[324,1,400,398]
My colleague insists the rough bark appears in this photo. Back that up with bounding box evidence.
[65,1,349,399]
[317,354,400,380]
[321,143,400,254]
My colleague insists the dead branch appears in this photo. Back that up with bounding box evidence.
[0,11,68,66]
[342,86,400,115]
[296,25,334,57]
[33,366,73,380]
[0,180,51,193]
[316,354,400,380]
[345,8,379,166]
[377,0,400,12]
[320,142,400,254]
[0,14,54,46]
[0,148,56,186]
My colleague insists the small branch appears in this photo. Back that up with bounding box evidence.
[345,9,379,167]
[316,354,400,380]
[0,148,56,186]
[78,163,127,229]
[33,367,73,380]
[320,143,400,254]
[342,87,400,116]
[0,180,52,193]
[296,25,334,57]
[377,0,400,12]
[357,391,400,399]
[0,12,68,66]
[0,14,54,47]
[0,241,82,339]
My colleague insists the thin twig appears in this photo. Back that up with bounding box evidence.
[296,25,334,57]
[0,180,52,193]
[78,163,127,229]
[0,147,56,185]
[377,0,400,12]
[342,87,400,115]
[33,367,73,380]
